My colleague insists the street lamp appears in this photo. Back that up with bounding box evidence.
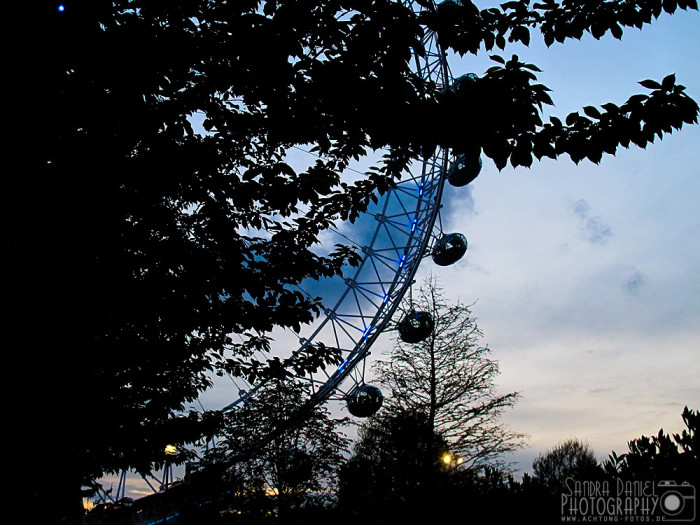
[441,452,465,470]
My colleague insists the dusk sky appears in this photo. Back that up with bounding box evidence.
[102,3,699,499]
[408,4,700,473]
[204,3,700,476]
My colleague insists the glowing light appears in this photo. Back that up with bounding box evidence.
[57,4,65,12]
[442,454,452,464]
[457,457,464,465]
[164,444,178,455]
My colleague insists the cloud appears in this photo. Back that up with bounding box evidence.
[571,198,613,245]
[622,270,646,295]
[441,181,477,226]
[589,387,617,394]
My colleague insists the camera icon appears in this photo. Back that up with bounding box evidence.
[657,481,695,522]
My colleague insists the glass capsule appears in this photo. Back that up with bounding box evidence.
[448,154,482,187]
[347,384,384,418]
[398,310,435,344]
[432,232,468,266]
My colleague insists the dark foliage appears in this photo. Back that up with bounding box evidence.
[337,409,546,524]
[532,438,605,494]
[7,2,698,522]
[604,406,699,487]
[337,410,453,522]
[203,380,351,521]
[334,407,698,525]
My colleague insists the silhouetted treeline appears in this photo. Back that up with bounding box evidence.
[87,406,697,524]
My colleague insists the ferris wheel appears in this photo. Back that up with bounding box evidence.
[94,0,483,506]
[212,0,482,450]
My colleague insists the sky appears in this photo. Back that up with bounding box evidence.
[200,2,700,478]
[408,4,700,473]
[98,3,700,500]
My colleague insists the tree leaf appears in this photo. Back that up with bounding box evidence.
[662,73,676,90]
[610,23,623,40]
[565,112,579,126]
[639,79,661,89]
[583,106,601,119]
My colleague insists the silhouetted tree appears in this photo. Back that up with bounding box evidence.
[532,438,604,493]
[373,275,525,469]
[9,1,698,522]
[337,409,452,523]
[204,380,351,522]
[604,406,698,485]
[338,409,537,524]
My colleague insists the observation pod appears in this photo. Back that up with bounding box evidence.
[450,72,479,95]
[347,384,384,418]
[398,310,435,344]
[432,232,468,266]
[448,153,482,187]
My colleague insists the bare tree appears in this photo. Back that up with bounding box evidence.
[373,275,526,470]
